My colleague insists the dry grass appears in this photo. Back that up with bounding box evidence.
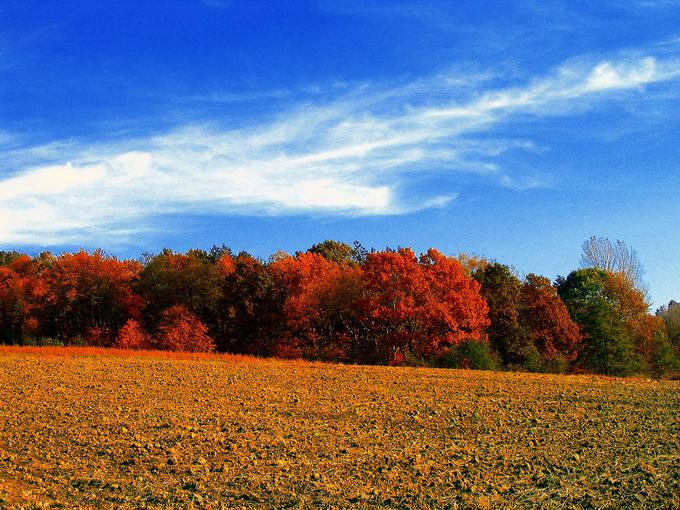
[0,345,260,363]
[0,347,678,509]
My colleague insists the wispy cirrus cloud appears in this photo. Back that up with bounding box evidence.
[1,53,679,245]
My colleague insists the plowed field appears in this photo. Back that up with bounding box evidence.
[0,347,678,509]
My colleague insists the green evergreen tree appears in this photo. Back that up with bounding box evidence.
[557,269,642,375]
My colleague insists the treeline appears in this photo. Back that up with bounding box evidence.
[0,239,678,376]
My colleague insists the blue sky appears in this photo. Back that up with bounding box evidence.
[1,0,680,307]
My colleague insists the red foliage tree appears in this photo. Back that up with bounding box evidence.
[520,274,582,361]
[419,249,490,343]
[114,319,153,350]
[156,305,216,352]
[0,256,47,342]
[269,252,363,360]
[40,250,143,344]
[359,248,489,364]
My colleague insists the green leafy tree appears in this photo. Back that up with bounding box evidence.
[474,263,531,367]
[136,249,223,335]
[308,240,363,265]
[216,253,286,356]
[0,251,25,267]
[656,301,680,349]
[557,269,641,375]
[647,328,679,377]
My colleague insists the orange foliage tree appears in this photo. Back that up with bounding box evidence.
[603,271,664,363]
[456,253,490,277]
[114,319,153,350]
[269,252,363,360]
[39,250,143,345]
[0,240,670,375]
[0,256,47,343]
[359,248,489,364]
[155,305,216,352]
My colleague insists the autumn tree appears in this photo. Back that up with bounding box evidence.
[136,249,225,335]
[519,274,582,364]
[456,253,490,277]
[0,256,46,343]
[473,263,530,367]
[208,244,234,263]
[215,253,286,356]
[601,271,656,359]
[0,239,671,374]
[114,319,152,350]
[156,305,215,352]
[359,248,488,364]
[269,252,363,360]
[39,250,143,345]
[419,249,490,345]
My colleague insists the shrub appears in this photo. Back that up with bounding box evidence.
[521,347,569,374]
[156,305,216,352]
[648,330,680,378]
[21,337,65,347]
[539,355,570,374]
[520,346,545,373]
[438,341,500,371]
[399,350,434,367]
[115,320,152,350]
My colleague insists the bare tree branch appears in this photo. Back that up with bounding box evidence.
[580,236,648,295]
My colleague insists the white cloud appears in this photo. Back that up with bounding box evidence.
[1,54,679,245]
[585,58,657,91]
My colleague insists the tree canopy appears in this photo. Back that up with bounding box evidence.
[0,239,676,376]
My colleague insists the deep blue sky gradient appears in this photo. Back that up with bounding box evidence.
[2,0,680,307]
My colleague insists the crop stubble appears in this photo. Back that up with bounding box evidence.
[0,347,678,509]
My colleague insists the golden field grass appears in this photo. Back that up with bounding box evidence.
[0,347,678,509]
